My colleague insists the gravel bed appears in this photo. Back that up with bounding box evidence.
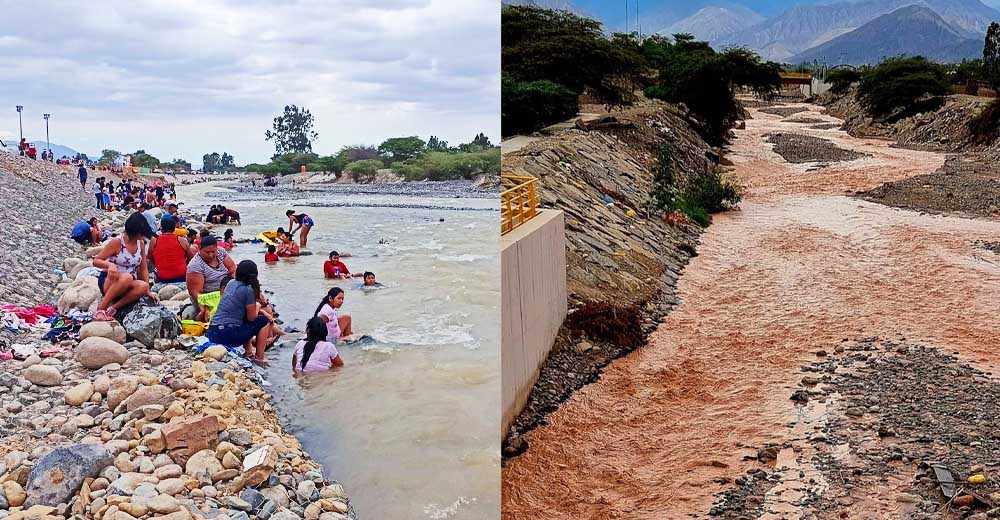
[767,133,870,164]
[859,155,1000,218]
[760,107,809,117]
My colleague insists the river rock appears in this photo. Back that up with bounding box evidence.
[58,276,100,313]
[63,257,85,273]
[162,415,219,465]
[185,449,223,479]
[148,494,180,514]
[202,345,227,361]
[24,444,112,507]
[64,381,95,406]
[124,385,174,412]
[122,303,182,348]
[242,446,277,487]
[77,337,130,369]
[79,321,128,344]
[157,285,183,300]
[22,365,62,387]
[94,374,112,395]
[259,487,290,509]
[2,481,25,507]
[107,376,140,411]
[85,245,104,258]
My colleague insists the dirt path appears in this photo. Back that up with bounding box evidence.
[501,103,1000,519]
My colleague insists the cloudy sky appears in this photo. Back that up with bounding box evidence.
[0,0,499,166]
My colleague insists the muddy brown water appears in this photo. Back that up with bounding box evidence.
[501,103,1000,519]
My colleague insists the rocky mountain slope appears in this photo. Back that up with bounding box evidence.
[658,5,764,43]
[721,0,998,61]
[791,5,983,65]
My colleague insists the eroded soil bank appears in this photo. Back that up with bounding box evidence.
[501,103,1000,519]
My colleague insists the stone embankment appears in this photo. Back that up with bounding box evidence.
[501,100,718,454]
[0,152,354,520]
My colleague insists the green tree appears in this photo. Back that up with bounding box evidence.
[378,136,426,162]
[472,133,492,148]
[827,68,861,94]
[130,150,160,169]
[265,105,319,156]
[984,22,1000,88]
[502,76,579,136]
[345,159,383,182]
[202,152,221,172]
[168,159,192,171]
[857,56,950,119]
[427,136,449,151]
[98,149,121,166]
[333,145,380,172]
[221,153,235,171]
[270,152,319,174]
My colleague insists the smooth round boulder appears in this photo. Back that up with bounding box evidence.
[157,285,182,300]
[23,365,63,387]
[77,337,130,369]
[79,321,128,344]
[64,381,95,406]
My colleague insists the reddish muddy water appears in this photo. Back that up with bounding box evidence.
[501,104,1000,519]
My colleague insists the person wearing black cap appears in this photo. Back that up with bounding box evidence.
[206,260,274,362]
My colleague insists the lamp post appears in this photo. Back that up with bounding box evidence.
[43,114,50,158]
[15,105,23,143]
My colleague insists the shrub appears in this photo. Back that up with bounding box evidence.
[858,56,950,119]
[564,302,644,348]
[827,68,861,94]
[646,143,742,226]
[501,76,579,136]
[345,159,382,183]
[969,98,1000,144]
[647,143,676,212]
[390,149,500,181]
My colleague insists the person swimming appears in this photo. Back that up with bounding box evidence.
[264,245,279,263]
[291,317,344,373]
[361,271,383,288]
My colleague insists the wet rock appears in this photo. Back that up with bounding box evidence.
[24,444,112,507]
[77,337,130,369]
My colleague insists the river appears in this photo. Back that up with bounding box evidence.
[177,180,500,520]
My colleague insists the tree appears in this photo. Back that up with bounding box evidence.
[220,153,235,171]
[984,22,1000,88]
[202,152,221,172]
[858,57,950,119]
[471,133,492,148]
[168,158,192,171]
[130,150,160,168]
[378,136,426,162]
[98,149,122,166]
[427,136,449,151]
[502,76,579,136]
[265,105,319,156]
[345,159,382,183]
[827,68,861,94]
[333,145,380,171]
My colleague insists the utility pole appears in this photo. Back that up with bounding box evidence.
[624,0,628,34]
[43,114,50,156]
[636,0,640,38]
[15,105,23,143]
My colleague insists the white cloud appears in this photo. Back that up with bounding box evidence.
[0,0,499,165]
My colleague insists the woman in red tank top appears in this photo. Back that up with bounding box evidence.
[149,217,193,283]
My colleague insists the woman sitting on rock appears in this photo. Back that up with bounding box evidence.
[207,260,274,363]
[149,217,193,284]
[313,287,352,341]
[292,317,344,373]
[92,212,158,321]
[186,235,237,321]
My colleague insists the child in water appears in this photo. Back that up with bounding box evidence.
[291,317,344,373]
[264,245,279,263]
[361,271,383,288]
[221,229,235,250]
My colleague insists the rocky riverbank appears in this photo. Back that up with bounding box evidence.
[501,100,713,457]
[766,133,871,164]
[0,153,356,520]
[220,179,498,200]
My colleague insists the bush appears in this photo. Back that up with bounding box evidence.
[646,143,741,226]
[501,76,579,136]
[858,56,950,119]
[345,159,382,182]
[647,143,676,212]
[827,68,861,94]
[391,149,501,181]
[563,302,644,348]
[969,98,1000,144]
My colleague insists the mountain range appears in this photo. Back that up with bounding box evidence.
[790,5,984,64]
[0,140,92,159]
[659,0,998,64]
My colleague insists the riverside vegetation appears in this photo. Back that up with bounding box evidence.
[0,152,355,520]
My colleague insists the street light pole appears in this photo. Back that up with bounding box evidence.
[15,105,23,142]
[43,114,50,157]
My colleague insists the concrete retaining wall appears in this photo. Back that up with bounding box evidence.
[501,209,567,438]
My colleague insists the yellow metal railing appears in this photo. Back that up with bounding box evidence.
[501,174,539,235]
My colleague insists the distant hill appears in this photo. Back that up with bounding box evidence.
[791,5,983,65]
[658,5,765,43]
[1,139,93,160]
[720,0,998,61]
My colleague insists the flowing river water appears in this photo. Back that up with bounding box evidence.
[176,181,500,520]
[501,103,1000,518]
